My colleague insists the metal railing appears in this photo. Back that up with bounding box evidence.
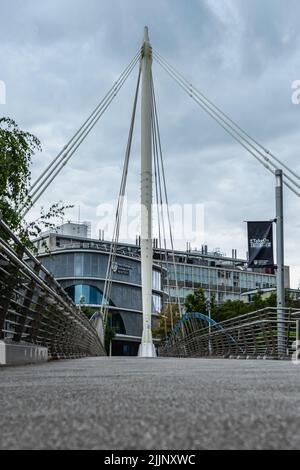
[0,218,106,359]
[160,308,300,360]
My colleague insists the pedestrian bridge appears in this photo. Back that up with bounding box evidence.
[1,356,300,450]
[2,214,300,451]
[2,28,300,365]
[1,216,300,364]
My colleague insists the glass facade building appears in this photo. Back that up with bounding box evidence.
[34,222,289,354]
[35,228,164,356]
[162,259,279,307]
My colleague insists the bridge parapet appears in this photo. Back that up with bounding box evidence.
[160,308,300,360]
[0,218,106,365]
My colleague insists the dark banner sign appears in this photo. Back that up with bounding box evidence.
[247,221,274,269]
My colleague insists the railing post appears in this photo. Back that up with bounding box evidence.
[13,260,40,343]
[206,298,212,356]
[0,249,23,339]
[296,320,300,363]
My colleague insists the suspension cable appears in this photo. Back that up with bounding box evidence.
[101,66,141,329]
[151,72,183,321]
[30,52,141,194]
[154,50,300,183]
[21,52,141,217]
[153,51,300,198]
[151,83,175,330]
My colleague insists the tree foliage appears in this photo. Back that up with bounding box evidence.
[184,287,297,324]
[185,288,217,317]
[0,117,72,248]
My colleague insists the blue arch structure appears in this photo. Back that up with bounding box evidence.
[170,312,217,340]
[167,312,238,349]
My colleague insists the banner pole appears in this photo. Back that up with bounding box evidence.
[275,169,285,357]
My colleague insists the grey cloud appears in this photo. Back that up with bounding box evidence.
[1,0,300,286]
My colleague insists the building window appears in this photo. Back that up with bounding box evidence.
[152,270,162,291]
[74,254,84,277]
[65,284,108,305]
[152,294,162,314]
[111,313,126,335]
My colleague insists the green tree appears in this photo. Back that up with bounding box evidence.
[265,292,277,308]
[184,288,217,317]
[207,290,298,324]
[213,299,250,323]
[0,117,71,248]
[251,292,267,310]
[182,288,298,324]
[185,288,206,313]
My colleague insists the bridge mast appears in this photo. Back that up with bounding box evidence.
[138,27,156,358]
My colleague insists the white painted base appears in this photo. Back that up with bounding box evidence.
[138,342,157,358]
[0,341,48,366]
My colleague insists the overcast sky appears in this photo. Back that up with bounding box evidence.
[1,0,300,286]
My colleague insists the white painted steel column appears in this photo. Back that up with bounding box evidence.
[138,27,156,358]
[276,169,285,357]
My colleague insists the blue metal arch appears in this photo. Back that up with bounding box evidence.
[168,312,238,347]
[170,312,217,339]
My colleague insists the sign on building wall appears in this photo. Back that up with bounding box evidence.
[247,221,274,269]
[112,262,132,276]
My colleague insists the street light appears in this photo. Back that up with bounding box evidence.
[205,297,212,356]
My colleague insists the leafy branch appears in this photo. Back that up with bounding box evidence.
[0,117,73,250]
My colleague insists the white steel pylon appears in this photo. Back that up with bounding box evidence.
[138,27,157,358]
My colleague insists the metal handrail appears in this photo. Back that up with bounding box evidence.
[160,308,300,359]
[0,217,106,359]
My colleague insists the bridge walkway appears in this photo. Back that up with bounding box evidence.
[1,357,300,450]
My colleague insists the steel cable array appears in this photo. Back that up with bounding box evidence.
[99,66,142,330]
[153,50,300,198]
[20,52,141,216]
[151,73,183,328]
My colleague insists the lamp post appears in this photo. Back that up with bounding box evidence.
[206,297,212,356]
[275,169,285,357]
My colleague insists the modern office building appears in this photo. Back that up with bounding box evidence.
[35,222,163,356]
[156,245,290,307]
[35,221,290,354]
[241,287,300,304]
